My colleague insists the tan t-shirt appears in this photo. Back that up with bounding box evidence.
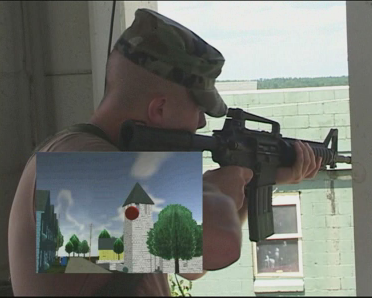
[8,130,171,296]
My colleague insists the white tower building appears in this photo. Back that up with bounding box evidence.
[122,182,155,273]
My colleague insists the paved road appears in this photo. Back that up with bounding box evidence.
[65,257,112,273]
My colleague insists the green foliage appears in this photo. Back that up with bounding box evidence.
[147,204,200,273]
[169,275,192,297]
[56,227,64,256]
[255,76,348,89]
[217,76,349,89]
[147,228,158,256]
[193,225,203,257]
[69,234,80,257]
[80,240,90,257]
[113,238,124,260]
[77,242,83,257]
[65,241,73,256]
[99,229,111,238]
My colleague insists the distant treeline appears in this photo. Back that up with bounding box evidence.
[218,76,349,89]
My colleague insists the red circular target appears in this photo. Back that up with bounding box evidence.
[125,206,139,220]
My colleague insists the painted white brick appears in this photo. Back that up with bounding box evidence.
[298,102,324,115]
[282,115,310,129]
[309,114,335,127]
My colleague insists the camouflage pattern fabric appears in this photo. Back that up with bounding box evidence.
[114,8,228,117]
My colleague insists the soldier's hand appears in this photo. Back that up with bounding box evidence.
[276,141,322,184]
[203,166,254,210]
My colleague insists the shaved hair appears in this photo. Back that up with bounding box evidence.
[101,49,190,111]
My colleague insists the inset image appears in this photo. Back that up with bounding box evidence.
[35,152,203,274]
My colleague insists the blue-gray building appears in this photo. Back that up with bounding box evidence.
[35,190,58,273]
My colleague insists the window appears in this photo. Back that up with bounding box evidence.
[253,192,303,278]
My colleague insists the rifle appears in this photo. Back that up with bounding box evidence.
[117,108,352,242]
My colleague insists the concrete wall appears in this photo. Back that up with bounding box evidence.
[0,1,35,280]
[42,1,94,130]
[161,257,203,274]
[187,86,354,296]
[346,1,372,296]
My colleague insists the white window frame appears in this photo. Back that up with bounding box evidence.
[252,192,303,278]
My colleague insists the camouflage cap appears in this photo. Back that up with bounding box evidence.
[114,8,227,118]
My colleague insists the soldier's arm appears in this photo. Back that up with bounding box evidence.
[178,181,243,281]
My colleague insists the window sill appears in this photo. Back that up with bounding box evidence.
[254,278,304,293]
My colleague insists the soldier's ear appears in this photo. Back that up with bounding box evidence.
[147,96,167,126]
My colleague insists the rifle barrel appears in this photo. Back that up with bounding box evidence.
[335,155,352,164]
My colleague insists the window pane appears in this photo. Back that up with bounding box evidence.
[273,205,297,234]
[256,239,299,273]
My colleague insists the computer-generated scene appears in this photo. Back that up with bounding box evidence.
[35,151,203,274]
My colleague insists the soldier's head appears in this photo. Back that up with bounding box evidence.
[92,9,227,143]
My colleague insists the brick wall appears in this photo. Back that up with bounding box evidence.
[187,86,355,296]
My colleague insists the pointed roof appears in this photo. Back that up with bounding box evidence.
[122,182,154,207]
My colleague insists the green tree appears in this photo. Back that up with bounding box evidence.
[193,224,203,257]
[77,242,83,257]
[147,228,158,257]
[113,238,124,260]
[256,76,349,89]
[65,241,73,257]
[80,240,90,258]
[69,234,80,257]
[147,204,198,273]
[99,229,111,238]
[55,227,64,257]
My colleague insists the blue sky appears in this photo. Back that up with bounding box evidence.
[36,152,202,257]
[157,1,348,80]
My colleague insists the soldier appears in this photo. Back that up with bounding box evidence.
[9,9,321,296]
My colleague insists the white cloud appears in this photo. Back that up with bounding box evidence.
[111,206,125,222]
[130,152,174,179]
[151,197,166,214]
[55,190,85,231]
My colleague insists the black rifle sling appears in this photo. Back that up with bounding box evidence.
[30,123,117,158]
